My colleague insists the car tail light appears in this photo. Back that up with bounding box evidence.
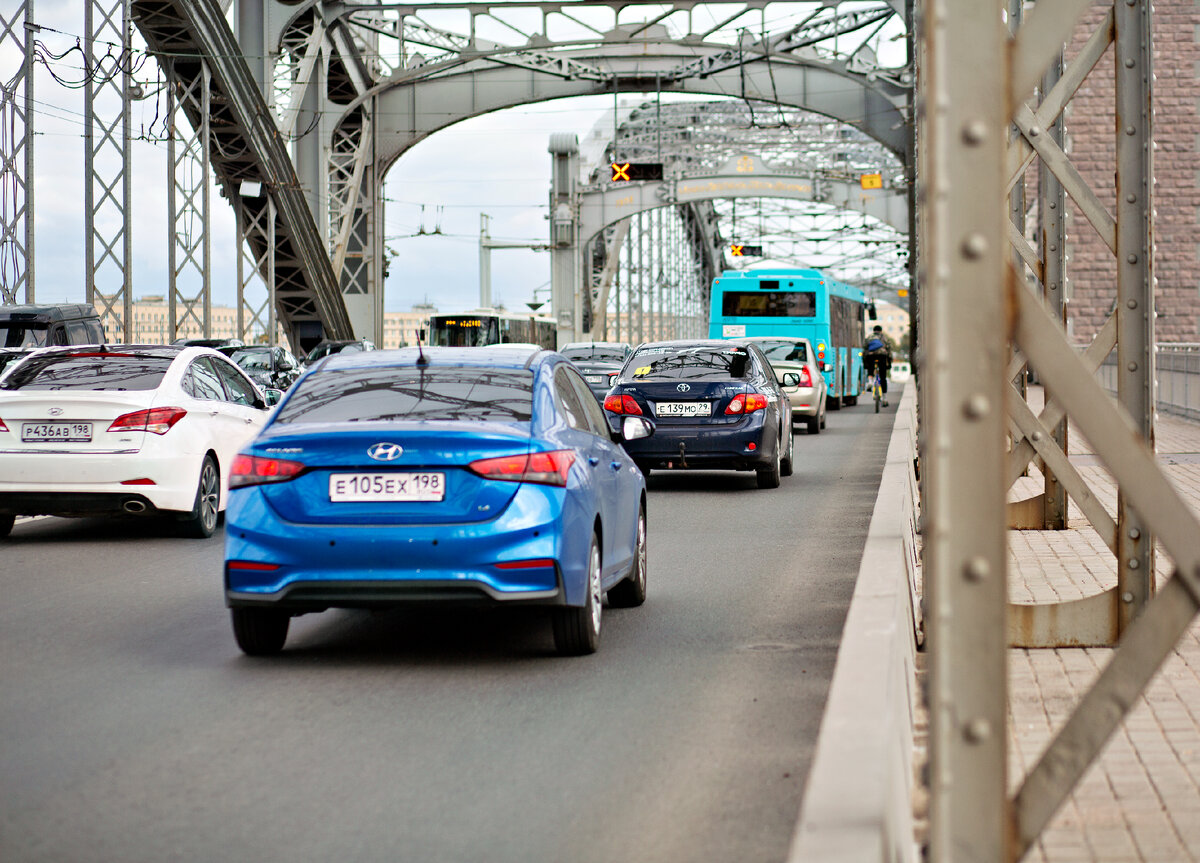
[603,394,642,415]
[230,454,306,488]
[108,407,187,435]
[227,561,281,571]
[725,393,768,415]
[0,416,7,432]
[494,559,556,570]
[799,366,814,387]
[468,450,575,487]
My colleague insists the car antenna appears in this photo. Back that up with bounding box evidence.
[415,328,428,366]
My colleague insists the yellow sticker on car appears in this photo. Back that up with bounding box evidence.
[634,366,651,376]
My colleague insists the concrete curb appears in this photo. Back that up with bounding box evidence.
[788,382,921,863]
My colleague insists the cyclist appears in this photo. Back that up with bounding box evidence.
[863,325,892,407]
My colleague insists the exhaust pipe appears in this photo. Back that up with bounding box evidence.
[123,499,147,514]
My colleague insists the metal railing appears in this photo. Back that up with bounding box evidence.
[1097,344,1200,422]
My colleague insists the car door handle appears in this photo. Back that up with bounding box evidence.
[588,456,600,466]
[610,462,621,471]
[244,417,254,424]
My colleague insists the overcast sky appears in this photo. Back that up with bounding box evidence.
[6,4,627,317]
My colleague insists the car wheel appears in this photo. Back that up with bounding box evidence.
[634,460,652,476]
[230,608,290,655]
[780,426,794,477]
[553,533,602,655]
[181,455,220,538]
[806,413,821,435]
[0,514,14,538]
[607,505,647,608]
[820,405,827,430]
[756,439,782,489]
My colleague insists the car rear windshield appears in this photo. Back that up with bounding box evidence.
[561,346,627,362]
[753,341,809,362]
[625,346,753,381]
[229,349,272,371]
[275,368,535,423]
[0,352,172,391]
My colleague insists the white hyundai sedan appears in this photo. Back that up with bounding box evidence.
[0,344,277,538]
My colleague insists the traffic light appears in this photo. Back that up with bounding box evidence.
[611,162,663,182]
[730,244,763,257]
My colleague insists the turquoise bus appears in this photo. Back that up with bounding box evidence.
[708,268,867,408]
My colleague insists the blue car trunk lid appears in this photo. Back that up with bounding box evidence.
[247,422,534,525]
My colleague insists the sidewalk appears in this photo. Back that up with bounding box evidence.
[1005,392,1200,861]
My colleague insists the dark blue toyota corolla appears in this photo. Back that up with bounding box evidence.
[223,346,654,656]
[604,340,793,488]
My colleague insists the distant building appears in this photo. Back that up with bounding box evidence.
[866,299,909,351]
[109,299,437,350]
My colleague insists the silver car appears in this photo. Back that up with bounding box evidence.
[735,338,829,434]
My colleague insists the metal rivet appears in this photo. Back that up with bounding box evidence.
[962,120,988,145]
[962,234,988,259]
[1128,299,1138,309]
[963,393,990,419]
[1127,254,1138,264]
[1129,559,1141,570]
[964,557,990,582]
[1048,201,1057,209]
[1049,244,1058,252]
[1123,592,1135,603]
[1126,126,1137,136]
[1028,125,1042,138]
[964,718,992,743]
[1125,58,1136,68]
[1031,430,1043,442]
[1128,362,1139,372]
[1129,527,1141,540]
[1127,194,1137,203]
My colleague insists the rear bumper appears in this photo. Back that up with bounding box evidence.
[618,420,774,471]
[0,491,161,518]
[224,482,587,609]
[0,451,200,514]
[782,387,821,419]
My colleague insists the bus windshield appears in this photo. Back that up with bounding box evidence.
[720,291,815,318]
[428,316,500,347]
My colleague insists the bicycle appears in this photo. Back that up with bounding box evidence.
[870,370,883,412]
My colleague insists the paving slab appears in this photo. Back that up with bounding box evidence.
[1005,392,1200,862]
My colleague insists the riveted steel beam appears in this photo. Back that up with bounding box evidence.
[0,0,34,304]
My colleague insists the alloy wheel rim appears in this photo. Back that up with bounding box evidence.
[589,545,602,635]
[201,464,219,529]
[636,513,647,589]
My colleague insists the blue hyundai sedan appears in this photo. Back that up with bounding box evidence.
[223,346,654,656]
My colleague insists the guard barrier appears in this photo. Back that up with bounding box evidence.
[788,381,922,863]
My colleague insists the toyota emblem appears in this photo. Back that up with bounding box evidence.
[367,442,404,461]
[676,383,691,392]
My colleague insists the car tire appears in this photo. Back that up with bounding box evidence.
[552,533,602,655]
[180,455,220,539]
[780,426,794,477]
[756,439,782,489]
[0,514,14,538]
[820,408,827,430]
[634,460,652,476]
[230,608,290,655]
[607,505,647,608]
[806,413,820,435]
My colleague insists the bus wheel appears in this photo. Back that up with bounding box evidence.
[828,395,841,411]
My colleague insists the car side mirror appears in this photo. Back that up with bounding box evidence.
[261,389,284,407]
[781,372,801,387]
[822,363,834,373]
[618,415,655,442]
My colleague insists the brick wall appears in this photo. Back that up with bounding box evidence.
[1063,0,1200,343]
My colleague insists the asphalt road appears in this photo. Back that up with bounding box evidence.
[0,398,895,863]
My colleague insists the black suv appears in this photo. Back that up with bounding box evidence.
[0,303,106,376]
